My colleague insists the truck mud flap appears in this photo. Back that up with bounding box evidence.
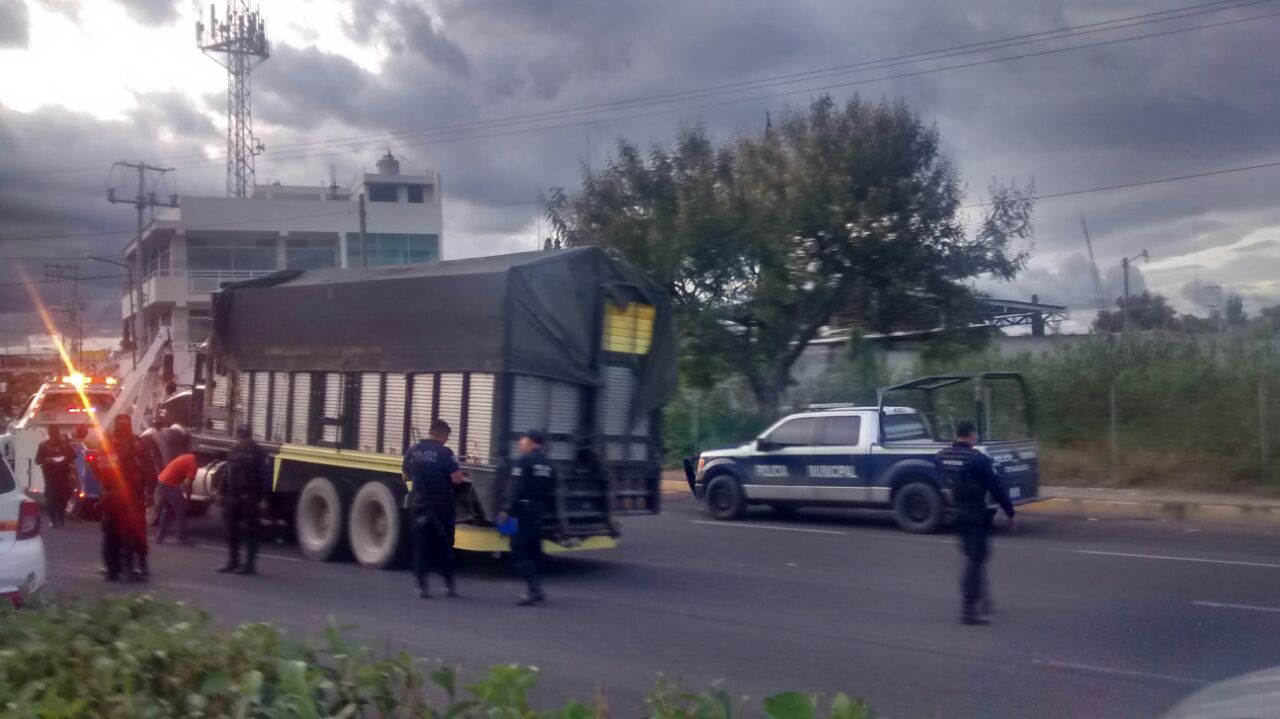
[682,457,697,493]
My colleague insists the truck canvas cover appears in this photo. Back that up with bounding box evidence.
[208,247,677,421]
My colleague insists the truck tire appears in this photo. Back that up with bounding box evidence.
[348,481,404,569]
[705,475,745,521]
[893,481,943,533]
[296,477,346,562]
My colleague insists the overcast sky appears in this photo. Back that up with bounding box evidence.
[2,0,1279,349]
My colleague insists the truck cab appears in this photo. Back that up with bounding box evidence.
[689,372,1041,532]
[0,375,119,498]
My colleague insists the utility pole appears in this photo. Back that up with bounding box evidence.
[198,1,270,198]
[1120,249,1149,334]
[43,262,84,366]
[107,161,176,369]
[358,193,369,267]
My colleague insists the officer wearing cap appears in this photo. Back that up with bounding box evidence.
[936,420,1015,625]
[217,424,265,575]
[498,430,556,606]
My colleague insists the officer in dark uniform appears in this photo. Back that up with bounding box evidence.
[936,420,1015,626]
[499,430,556,606]
[35,426,75,528]
[404,419,467,599]
[218,425,265,576]
[113,415,150,581]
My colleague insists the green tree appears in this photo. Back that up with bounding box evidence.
[1225,293,1248,327]
[547,95,1034,411]
[1092,291,1179,333]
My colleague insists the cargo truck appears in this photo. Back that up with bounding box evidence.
[187,248,676,568]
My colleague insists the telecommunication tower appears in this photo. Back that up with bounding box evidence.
[197,2,270,198]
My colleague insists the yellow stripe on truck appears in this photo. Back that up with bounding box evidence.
[270,443,620,554]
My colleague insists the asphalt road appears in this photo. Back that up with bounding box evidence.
[40,496,1280,718]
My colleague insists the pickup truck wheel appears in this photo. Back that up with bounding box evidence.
[348,481,404,570]
[296,477,347,561]
[893,481,943,534]
[705,475,745,521]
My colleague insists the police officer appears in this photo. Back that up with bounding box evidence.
[404,419,467,599]
[498,430,555,606]
[217,425,264,576]
[114,415,150,581]
[936,420,1015,626]
[98,415,148,581]
[35,426,75,528]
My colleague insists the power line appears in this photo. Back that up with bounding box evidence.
[0,274,125,289]
[170,6,1280,172]
[0,209,355,244]
[157,0,1277,166]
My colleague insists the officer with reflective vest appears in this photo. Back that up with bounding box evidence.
[935,420,1015,626]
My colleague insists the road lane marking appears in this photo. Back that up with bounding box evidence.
[691,520,848,536]
[1193,600,1280,614]
[1076,549,1280,569]
[194,543,305,563]
[1030,658,1201,686]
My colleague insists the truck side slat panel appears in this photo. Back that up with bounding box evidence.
[358,372,381,453]
[383,374,407,455]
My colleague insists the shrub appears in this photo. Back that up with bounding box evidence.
[0,595,873,718]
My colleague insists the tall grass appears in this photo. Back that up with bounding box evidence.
[665,333,1280,492]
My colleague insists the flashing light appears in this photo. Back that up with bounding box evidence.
[105,377,118,386]
[61,373,86,389]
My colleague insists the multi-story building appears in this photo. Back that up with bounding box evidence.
[120,152,442,396]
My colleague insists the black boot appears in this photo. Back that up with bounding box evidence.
[234,562,256,576]
[416,577,430,599]
[216,562,239,574]
[960,603,989,625]
[444,578,458,598]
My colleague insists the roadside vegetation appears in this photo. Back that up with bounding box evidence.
[666,332,1280,494]
[0,595,874,719]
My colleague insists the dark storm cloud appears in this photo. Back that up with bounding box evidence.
[341,0,470,76]
[6,0,1280,349]
[0,0,28,47]
[112,0,178,26]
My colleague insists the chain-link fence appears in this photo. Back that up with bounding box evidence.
[664,334,1280,492]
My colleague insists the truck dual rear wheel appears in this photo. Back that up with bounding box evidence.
[348,481,403,570]
[296,477,346,562]
[893,481,943,534]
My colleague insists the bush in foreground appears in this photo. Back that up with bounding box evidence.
[0,595,873,718]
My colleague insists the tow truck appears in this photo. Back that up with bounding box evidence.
[687,372,1042,532]
[0,374,119,498]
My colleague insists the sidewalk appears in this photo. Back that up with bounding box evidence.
[659,473,1280,525]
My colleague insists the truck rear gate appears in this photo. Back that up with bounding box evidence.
[193,248,676,565]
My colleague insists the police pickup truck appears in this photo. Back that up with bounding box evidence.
[686,373,1041,532]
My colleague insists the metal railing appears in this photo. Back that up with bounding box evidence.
[188,270,277,293]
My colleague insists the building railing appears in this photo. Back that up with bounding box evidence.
[188,270,277,294]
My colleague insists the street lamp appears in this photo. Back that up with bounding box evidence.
[86,255,137,369]
[1120,249,1150,334]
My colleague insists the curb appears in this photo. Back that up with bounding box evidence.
[661,478,1280,526]
[1019,497,1280,525]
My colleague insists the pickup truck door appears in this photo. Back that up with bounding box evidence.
[740,417,817,502]
[808,415,878,503]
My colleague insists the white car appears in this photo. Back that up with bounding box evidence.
[0,456,45,607]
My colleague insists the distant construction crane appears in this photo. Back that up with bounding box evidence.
[197,1,270,198]
[1079,213,1108,311]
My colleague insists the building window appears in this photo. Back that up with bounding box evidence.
[285,238,337,270]
[187,238,277,271]
[407,185,425,203]
[345,233,439,267]
[366,183,398,203]
[188,309,212,343]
